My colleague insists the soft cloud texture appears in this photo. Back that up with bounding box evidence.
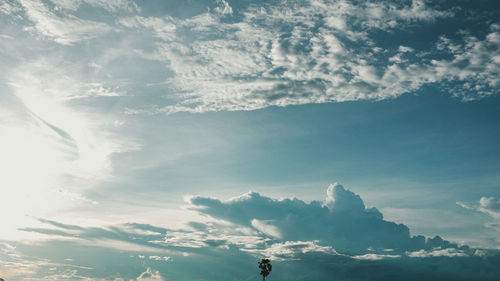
[458,196,500,219]
[1,1,500,280]
[457,195,500,244]
[114,0,498,113]
[189,183,461,254]
[480,197,500,213]
[1,0,498,114]
[18,0,112,45]
[0,56,134,240]
[4,184,500,280]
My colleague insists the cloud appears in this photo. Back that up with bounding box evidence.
[0,1,22,15]
[353,253,400,260]
[456,196,500,249]
[243,241,338,261]
[5,184,500,280]
[0,58,135,240]
[4,0,497,114]
[189,183,460,254]
[251,219,282,239]
[137,267,164,281]
[18,0,111,45]
[432,24,500,100]
[109,0,497,114]
[148,256,172,262]
[406,248,468,258]
[49,0,139,12]
[458,196,500,218]
[480,197,500,213]
[15,184,469,259]
[214,0,232,15]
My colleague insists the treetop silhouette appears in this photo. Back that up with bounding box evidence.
[258,258,272,281]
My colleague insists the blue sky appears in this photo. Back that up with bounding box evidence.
[1,0,500,280]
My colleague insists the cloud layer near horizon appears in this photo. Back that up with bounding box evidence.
[4,184,500,280]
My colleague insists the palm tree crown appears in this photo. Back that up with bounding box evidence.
[258,258,272,281]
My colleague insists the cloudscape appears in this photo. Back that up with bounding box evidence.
[0,0,499,280]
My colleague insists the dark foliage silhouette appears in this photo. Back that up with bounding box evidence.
[258,258,272,281]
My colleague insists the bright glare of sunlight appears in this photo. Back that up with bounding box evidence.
[0,64,118,240]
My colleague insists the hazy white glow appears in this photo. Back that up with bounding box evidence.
[0,62,120,239]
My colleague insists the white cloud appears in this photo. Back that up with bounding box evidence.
[49,0,139,12]
[353,253,400,260]
[155,226,267,249]
[19,0,111,45]
[189,183,460,254]
[8,186,500,280]
[0,57,136,240]
[5,0,496,114]
[431,25,500,100]
[458,196,500,219]
[148,256,172,262]
[214,0,232,15]
[251,219,282,239]
[137,267,164,281]
[0,1,22,15]
[406,248,468,258]
[243,241,338,261]
[111,0,497,114]
[480,197,500,213]
[118,16,177,41]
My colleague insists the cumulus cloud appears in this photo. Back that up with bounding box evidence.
[7,183,500,280]
[17,184,470,258]
[189,183,460,254]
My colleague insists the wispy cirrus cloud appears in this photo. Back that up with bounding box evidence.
[458,196,500,220]
[18,0,112,45]
[49,0,139,12]
[0,56,137,240]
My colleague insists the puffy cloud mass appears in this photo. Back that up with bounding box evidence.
[4,183,500,280]
[189,183,460,254]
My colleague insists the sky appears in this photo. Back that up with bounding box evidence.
[0,0,500,280]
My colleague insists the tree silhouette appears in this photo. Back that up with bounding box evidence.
[258,258,272,281]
